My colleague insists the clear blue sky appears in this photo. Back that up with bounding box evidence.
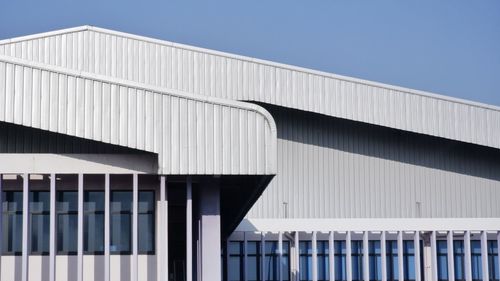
[1,0,499,106]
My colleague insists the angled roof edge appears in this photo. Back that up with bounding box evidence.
[1,25,497,113]
[0,54,277,175]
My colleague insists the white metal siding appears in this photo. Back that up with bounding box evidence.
[247,106,500,219]
[0,56,277,175]
[1,26,499,150]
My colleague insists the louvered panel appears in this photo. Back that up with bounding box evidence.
[0,57,276,175]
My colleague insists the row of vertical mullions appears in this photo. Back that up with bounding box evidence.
[226,230,500,281]
[0,173,174,281]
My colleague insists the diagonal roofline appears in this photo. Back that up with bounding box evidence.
[1,25,499,113]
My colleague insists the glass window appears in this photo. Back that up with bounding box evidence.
[109,190,155,254]
[386,241,399,281]
[265,241,290,281]
[352,241,363,281]
[317,241,329,281]
[248,241,261,281]
[471,241,483,281]
[2,191,23,254]
[403,241,416,281]
[300,241,313,281]
[57,191,78,254]
[437,240,448,281]
[84,191,105,254]
[369,241,382,281]
[228,241,244,281]
[138,191,155,254]
[30,191,50,254]
[488,240,499,281]
[454,241,465,281]
[335,241,346,281]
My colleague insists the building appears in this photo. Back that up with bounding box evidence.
[0,26,499,281]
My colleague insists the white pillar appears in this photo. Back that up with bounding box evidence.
[329,231,335,281]
[160,176,168,281]
[261,232,266,281]
[415,231,421,281]
[312,231,318,281]
[279,232,283,281]
[132,174,139,281]
[22,174,29,281]
[49,173,56,281]
[481,231,489,281]
[199,182,221,281]
[398,231,404,281]
[363,232,369,281]
[295,231,300,281]
[381,232,387,281]
[431,231,438,281]
[464,231,472,281]
[346,231,352,281]
[104,174,110,281]
[447,231,455,281]
[77,173,83,281]
[186,177,193,281]
[244,232,248,281]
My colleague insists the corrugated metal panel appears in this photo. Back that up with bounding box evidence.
[0,55,277,175]
[247,105,500,219]
[1,26,499,150]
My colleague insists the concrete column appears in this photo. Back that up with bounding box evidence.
[398,231,404,281]
[312,231,318,281]
[199,181,221,281]
[160,176,168,281]
[363,232,369,281]
[186,177,193,281]
[22,174,29,281]
[77,173,83,281]
[381,232,387,281]
[279,232,283,281]
[49,174,56,281]
[431,231,438,281]
[132,174,138,281]
[346,231,352,281]
[447,231,455,281]
[422,233,432,281]
[464,231,472,281]
[329,231,335,281]
[415,231,421,281]
[104,174,110,281]
[481,231,489,281]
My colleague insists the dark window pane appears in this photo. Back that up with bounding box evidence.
[138,213,154,252]
[111,191,132,212]
[84,191,104,254]
[111,213,131,253]
[57,213,78,253]
[30,191,50,254]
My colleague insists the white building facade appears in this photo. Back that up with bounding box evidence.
[0,26,499,281]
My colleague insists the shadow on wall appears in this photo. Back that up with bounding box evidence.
[121,255,131,281]
[94,255,105,281]
[257,102,500,182]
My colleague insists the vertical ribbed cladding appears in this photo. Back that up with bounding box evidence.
[246,105,500,219]
[1,26,499,150]
[0,56,277,176]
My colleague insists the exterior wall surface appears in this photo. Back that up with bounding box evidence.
[1,26,499,150]
[0,55,276,175]
[247,105,500,219]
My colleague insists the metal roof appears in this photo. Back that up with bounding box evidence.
[0,26,499,150]
[0,55,277,175]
